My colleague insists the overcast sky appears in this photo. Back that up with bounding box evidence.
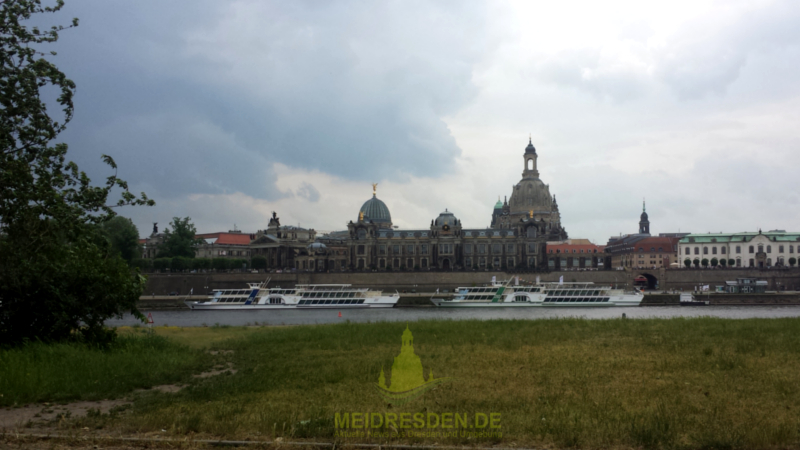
[46,0,800,242]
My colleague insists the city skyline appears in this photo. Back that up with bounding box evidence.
[46,0,800,242]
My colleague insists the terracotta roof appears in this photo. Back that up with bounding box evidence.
[195,232,253,246]
[546,243,605,254]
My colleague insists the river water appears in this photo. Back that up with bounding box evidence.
[107,306,800,328]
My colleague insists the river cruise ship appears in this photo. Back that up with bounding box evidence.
[431,281,642,307]
[185,282,399,310]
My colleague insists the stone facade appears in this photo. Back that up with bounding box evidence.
[678,230,800,268]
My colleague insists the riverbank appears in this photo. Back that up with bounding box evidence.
[5,318,800,449]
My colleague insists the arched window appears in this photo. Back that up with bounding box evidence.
[526,227,536,238]
[703,247,708,254]
[357,228,367,240]
[767,245,772,253]
[749,246,754,253]
[758,245,764,253]
[695,247,699,255]
[736,246,741,253]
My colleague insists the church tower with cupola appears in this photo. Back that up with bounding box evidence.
[492,137,567,241]
[639,200,650,235]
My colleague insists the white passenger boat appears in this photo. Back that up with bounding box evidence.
[431,281,642,307]
[185,281,399,310]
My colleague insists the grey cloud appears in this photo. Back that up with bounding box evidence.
[296,182,320,203]
[654,1,800,99]
[531,49,649,102]
[51,0,489,200]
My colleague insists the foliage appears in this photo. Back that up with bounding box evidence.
[191,257,211,271]
[171,256,191,272]
[693,259,700,268]
[683,259,691,268]
[99,215,140,263]
[701,258,709,267]
[728,259,735,267]
[710,257,718,267]
[251,256,267,270]
[153,258,171,271]
[131,258,152,271]
[229,258,247,271]
[719,258,727,267]
[0,0,153,346]
[212,258,229,271]
[159,217,200,258]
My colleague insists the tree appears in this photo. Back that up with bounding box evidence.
[684,259,692,268]
[701,258,709,268]
[153,258,171,272]
[0,1,153,346]
[251,256,267,271]
[159,217,199,258]
[99,215,140,263]
[693,259,700,268]
[212,258,229,271]
[790,257,797,267]
[719,258,727,268]
[728,259,735,267]
[710,257,718,267]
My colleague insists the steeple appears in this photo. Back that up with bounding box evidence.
[639,199,650,235]
[522,136,539,178]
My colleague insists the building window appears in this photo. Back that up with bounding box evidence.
[407,244,414,254]
[556,249,561,254]
[749,245,754,253]
[378,245,386,255]
[464,244,473,254]
[685,247,691,255]
[736,246,741,253]
[779,245,784,253]
[736,258,741,267]
[357,245,365,255]
[712,247,717,255]
[492,244,502,254]
[529,243,537,253]
[393,258,400,268]
[439,244,453,254]
[465,258,472,268]
[758,245,764,253]
[721,247,726,254]
[658,247,663,252]
[479,258,486,268]
[526,227,536,238]
[407,258,413,268]
[420,244,428,255]
[478,244,486,254]
[507,258,515,267]
[379,259,386,269]
[790,246,794,254]
[421,258,428,268]
[749,259,754,267]
[703,247,708,254]
[767,245,772,253]
[507,243,515,253]
[695,247,699,255]
[639,247,644,252]
[393,245,400,254]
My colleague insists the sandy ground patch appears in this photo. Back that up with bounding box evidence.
[0,400,129,430]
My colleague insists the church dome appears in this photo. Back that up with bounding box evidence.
[359,194,392,224]
[509,178,552,213]
[494,198,503,209]
[525,137,536,154]
[435,209,457,226]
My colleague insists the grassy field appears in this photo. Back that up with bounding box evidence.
[6,318,800,449]
[0,332,208,407]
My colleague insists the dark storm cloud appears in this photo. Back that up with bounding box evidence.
[50,0,487,200]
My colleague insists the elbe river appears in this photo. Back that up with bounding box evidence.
[107,306,800,328]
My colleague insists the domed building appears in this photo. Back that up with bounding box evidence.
[491,138,568,242]
[358,187,392,228]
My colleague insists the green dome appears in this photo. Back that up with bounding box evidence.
[494,199,503,209]
[359,194,392,224]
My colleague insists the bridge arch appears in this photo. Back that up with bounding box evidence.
[634,273,658,290]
